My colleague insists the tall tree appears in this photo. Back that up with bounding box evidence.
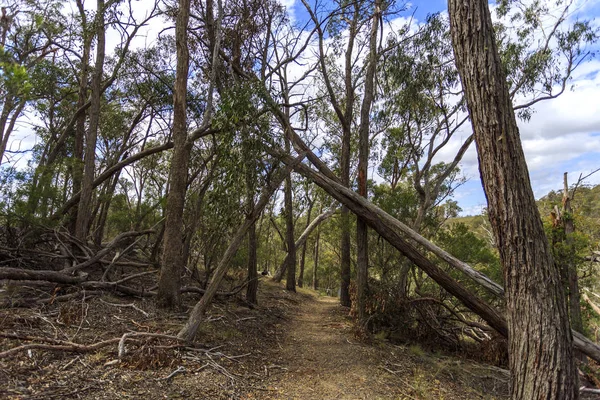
[301,0,361,306]
[156,0,192,308]
[355,0,381,325]
[448,0,577,398]
[75,0,106,240]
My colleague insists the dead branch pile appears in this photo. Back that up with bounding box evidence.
[0,226,246,308]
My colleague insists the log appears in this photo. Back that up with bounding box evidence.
[0,267,84,284]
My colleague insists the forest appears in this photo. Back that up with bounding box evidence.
[1,0,600,398]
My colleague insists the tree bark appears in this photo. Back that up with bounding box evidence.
[75,0,106,240]
[448,0,577,398]
[70,0,92,235]
[245,144,258,305]
[284,169,296,292]
[156,0,191,309]
[312,218,320,290]
[246,220,258,304]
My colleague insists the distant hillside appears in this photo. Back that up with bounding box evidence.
[449,183,600,246]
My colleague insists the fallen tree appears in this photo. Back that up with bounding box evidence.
[273,150,600,363]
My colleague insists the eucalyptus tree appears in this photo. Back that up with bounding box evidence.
[300,0,365,306]
[379,2,597,307]
[22,0,161,227]
[447,0,592,396]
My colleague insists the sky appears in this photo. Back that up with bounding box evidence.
[5,0,600,217]
[284,0,600,216]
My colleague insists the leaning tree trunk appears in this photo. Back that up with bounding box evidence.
[269,145,600,363]
[273,208,335,281]
[156,0,191,309]
[448,0,577,398]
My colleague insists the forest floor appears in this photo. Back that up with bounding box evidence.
[2,279,514,399]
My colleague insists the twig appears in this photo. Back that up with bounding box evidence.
[235,317,256,323]
[69,291,90,341]
[117,332,179,359]
[99,298,150,317]
[161,366,186,382]
[580,386,600,394]
[0,331,180,358]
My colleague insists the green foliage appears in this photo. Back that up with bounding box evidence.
[436,222,502,286]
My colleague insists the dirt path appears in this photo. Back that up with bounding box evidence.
[260,295,392,399]
[243,289,509,400]
[1,281,509,400]
[245,293,417,399]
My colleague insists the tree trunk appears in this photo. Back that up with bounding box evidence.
[563,173,585,364]
[448,1,577,398]
[156,0,191,309]
[178,155,305,342]
[245,145,258,304]
[297,201,313,288]
[312,218,320,290]
[246,220,258,304]
[563,173,583,334]
[70,0,92,235]
[338,4,359,308]
[355,0,380,325]
[75,0,106,240]
[284,169,296,292]
[273,208,335,281]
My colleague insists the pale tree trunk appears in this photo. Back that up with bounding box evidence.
[273,208,335,281]
[156,0,191,309]
[178,155,305,342]
[75,0,106,240]
[356,0,380,325]
[297,200,313,288]
[312,217,321,290]
[448,0,577,398]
